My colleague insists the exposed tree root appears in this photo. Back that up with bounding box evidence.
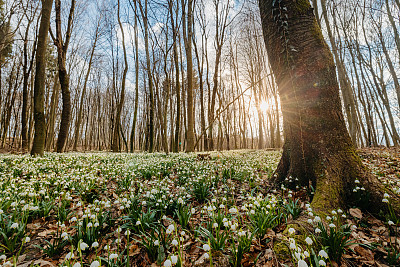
[272,146,400,218]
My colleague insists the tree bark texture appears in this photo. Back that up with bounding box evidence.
[54,0,75,153]
[258,0,399,214]
[31,0,54,156]
[112,0,128,152]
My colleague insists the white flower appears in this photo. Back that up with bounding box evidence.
[191,208,195,214]
[164,259,172,267]
[0,254,6,261]
[382,198,389,203]
[24,236,31,243]
[388,220,394,226]
[92,241,99,248]
[319,260,326,266]
[61,232,68,240]
[307,219,313,224]
[90,260,100,267]
[10,222,18,229]
[229,207,238,213]
[384,193,390,198]
[203,244,210,251]
[213,223,218,228]
[70,217,77,222]
[290,242,296,250]
[288,228,295,235]
[3,261,12,267]
[305,237,313,245]
[80,242,89,251]
[109,253,118,260]
[136,220,141,225]
[314,216,321,223]
[315,228,321,234]
[303,251,309,257]
[166,224,175,234]
[171,255,178,264]
[73,263,81,267]
[171,239,178,246]
[318,250,328,258]
[203,253,209,259]
[295,251,301,261]
[154,240,159,246]
[328,223,336,228]
[65,252,75,260]
[298,259,308,267]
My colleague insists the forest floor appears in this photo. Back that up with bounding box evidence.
[0,148,399,267]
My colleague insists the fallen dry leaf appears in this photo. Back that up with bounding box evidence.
[354,245,374,261]
[349,208,363,219]
[32,259,56,267]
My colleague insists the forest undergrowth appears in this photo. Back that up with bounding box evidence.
[0,149,399,267]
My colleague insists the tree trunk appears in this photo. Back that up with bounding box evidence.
[73,27,98,151]
[31,0,53,156]
[385,0,400,66]
[130,0,139,152]
[378,28,400,111]
[112,0,128,152]
[320,0,359,145]
[183,0,195,152]
[22,16,36,152]
[45,76,60,150]
[258,0,399,214]
[140,0,154,152]
[169,0,181,153]
[54,0,75,153]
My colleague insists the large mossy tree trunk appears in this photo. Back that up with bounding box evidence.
[258,0,399,214]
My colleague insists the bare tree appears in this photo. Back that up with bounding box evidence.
[49,0,75,152]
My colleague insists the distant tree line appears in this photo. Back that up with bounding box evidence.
[0,0,398,154]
